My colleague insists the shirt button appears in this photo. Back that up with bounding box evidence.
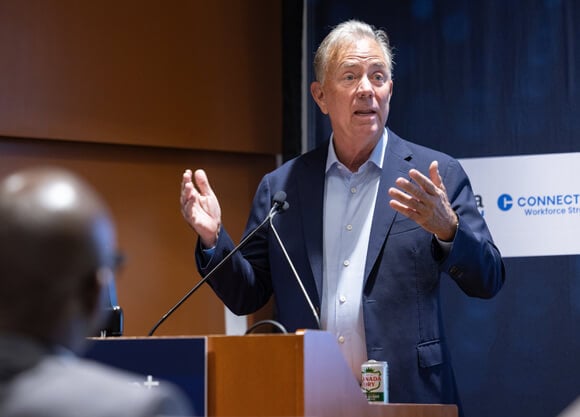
[350,187,357,194]
[346,224,353,231]
[339,295,346,304]
[343,260,350,267]
[338,335,345,344]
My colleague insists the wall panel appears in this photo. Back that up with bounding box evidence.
[0,0,281,154]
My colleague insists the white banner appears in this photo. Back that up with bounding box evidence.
[459,153,580,258]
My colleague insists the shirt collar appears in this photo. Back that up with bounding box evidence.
[325,128,389,174]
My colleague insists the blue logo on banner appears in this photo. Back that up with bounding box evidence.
[498,194,513,211]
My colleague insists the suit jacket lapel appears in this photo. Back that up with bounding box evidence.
[364,130,414,281]
[294,133,414,299]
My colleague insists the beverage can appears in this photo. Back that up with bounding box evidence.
[361,359,388,403]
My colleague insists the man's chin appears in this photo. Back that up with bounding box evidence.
[353,124,382,138]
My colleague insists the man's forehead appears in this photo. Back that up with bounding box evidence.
[338,56,387,68]
[332,38,388,68]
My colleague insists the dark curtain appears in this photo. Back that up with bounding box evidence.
[282,0,304,161]
[302,1,580,417]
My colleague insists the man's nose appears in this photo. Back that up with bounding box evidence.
[357,76,374,97]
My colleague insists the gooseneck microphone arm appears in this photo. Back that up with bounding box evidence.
[147,191,288,336]
[269,213,321,329]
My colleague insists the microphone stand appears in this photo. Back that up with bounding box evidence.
[148,203,284,336]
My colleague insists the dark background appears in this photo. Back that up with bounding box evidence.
[304,1,580,416]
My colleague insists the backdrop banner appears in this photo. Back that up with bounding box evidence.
[459,152,580,257]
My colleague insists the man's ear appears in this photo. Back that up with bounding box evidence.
[82,267,115,337]
[83,267,113,318]
[310,81,329,114]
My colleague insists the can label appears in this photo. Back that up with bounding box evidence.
[361,359,388,403]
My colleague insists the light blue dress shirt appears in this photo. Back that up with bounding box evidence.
[322,129,388,381]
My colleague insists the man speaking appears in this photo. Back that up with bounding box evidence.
[180,19,504,414]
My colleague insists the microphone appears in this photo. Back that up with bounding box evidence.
[269,202,321,329]
[272,191,289,212]
[147,191,289,336]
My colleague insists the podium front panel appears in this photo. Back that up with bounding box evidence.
[85,336,207,416]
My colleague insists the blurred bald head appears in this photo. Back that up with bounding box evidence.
[0,167,116,350]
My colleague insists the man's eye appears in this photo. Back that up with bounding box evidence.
[373,73,385,81]
[344,74,355,81]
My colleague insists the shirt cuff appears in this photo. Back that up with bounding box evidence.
[201,245,216,261]
[434,237,453,257]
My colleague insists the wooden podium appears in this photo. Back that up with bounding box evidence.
[87,330,457,417]
[207,330,456,417]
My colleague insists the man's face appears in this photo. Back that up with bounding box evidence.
[311,38,393,145]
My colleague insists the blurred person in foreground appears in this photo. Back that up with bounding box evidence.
[559,397,580,417]
[180,19,505,412]
[0,166,192,417]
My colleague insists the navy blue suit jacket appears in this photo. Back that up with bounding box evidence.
[197,129,505,407]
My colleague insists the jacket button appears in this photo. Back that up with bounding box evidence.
[449,265,463,278]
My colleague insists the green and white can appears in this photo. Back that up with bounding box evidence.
[361,359,389,403]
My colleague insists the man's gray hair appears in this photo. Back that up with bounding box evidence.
[313,20,394,84]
